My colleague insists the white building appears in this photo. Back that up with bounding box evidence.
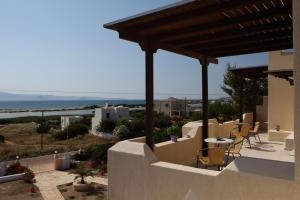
[91,104,129,133]
[61,116,83,130]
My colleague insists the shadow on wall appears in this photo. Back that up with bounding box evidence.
[231,157,294,180]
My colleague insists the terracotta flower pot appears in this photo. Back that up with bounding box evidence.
[73,181,93,192]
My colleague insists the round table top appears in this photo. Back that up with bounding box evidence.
[234,122,249,125]
[204,138,234,144]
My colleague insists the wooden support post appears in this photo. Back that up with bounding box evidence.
[41,111,44,150]
[252,79,258,128]
[140,42,157,150]
[239,76,244,123]
[200,57,209,155]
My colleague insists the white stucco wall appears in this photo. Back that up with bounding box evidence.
[91,106,129,133]
[294,0,300,183]
[61,116,83,130]
[108,140,299,200]
[268,51,294,131]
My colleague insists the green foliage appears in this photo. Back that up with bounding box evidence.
[208,101,238,122]
[73,164,96,184]
[130,118,145,137]
[191,112,202,121]
[154,112,171,128]
[221,63,268,112]
[72,143,114,162]
[153,129,169,144]
[112,125,133,141]
[117,118,130,127]
[167,124,180,136]
[53,123,89,140]
[130,110,145,119]
[86,143,114,162]
[77,116,92,127]
[36,122,50,133]
[96,120,116,133]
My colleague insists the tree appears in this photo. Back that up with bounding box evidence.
[73,165,96,184]
[221,63,268,113]
[112,125,133,141]
[97,120,116,133]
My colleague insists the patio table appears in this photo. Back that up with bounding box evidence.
[204,138,233,147]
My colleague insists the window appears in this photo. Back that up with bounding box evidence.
[165,103,169,107]
[106,113,110,119]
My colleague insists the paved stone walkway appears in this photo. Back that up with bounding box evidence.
[35,170,108,200]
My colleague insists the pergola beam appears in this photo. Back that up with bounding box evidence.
[104,0,292,151]
[155,7,291,42]
[210,42,292,57]
[195,35,292,52]
[123,0,272,36]
[174,21,292,47]
[119,32,218,64]
[185,28,292,50]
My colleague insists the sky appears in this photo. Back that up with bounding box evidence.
[0,0,268,100]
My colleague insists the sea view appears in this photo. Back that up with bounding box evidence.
[0,100,145,119]
[0,100,145,110]
[0,1,297,200]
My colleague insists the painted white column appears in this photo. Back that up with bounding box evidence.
[294,0,300,183]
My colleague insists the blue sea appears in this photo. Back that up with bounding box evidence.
[0,100,145,110]
[0,100,145,119]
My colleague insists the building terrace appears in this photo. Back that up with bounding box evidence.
[103,0,299,199]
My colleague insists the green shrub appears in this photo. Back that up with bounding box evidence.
[153,129,169,144]
[36,122,50,133]
[53,123,89,140]
[130,110,145,119]
[77,116,92,127]
[130,118,145,136]
[154,112,171,128]
[191,112,202,121]
[96,120,116,133]
[208,101,238,122]
[112,125,133,141]
[86,143,114,162]
[167,124,180,136]
[117,118,130,127]
[72,143,114,162]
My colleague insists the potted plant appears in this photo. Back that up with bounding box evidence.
[167,124,180,142]
[23,169,35,183]
[72,164,96,192]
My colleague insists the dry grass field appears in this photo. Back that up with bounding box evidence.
[0,180,43,200]
[0,123,109,161]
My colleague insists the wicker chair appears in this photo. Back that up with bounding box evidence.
[249,122,261,143]
[237,123,252,148]
[225,136,244,159]
[197,148,225,171]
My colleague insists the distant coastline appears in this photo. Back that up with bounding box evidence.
[0,100,145,119]
[0,100,145,111]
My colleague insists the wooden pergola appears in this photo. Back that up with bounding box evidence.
[230,66,268,126]
[104,0,293,150]
[266,69,294,85]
